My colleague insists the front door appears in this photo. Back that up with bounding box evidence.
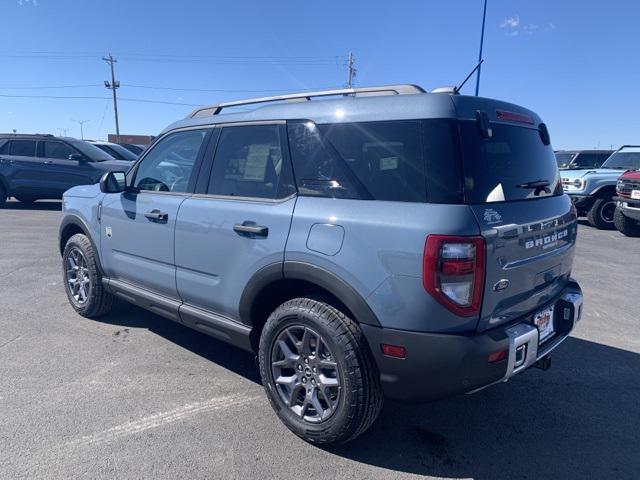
[39,140,97,195]
[175,123,297,321]
[99,128,209,299]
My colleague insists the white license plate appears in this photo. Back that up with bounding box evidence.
[534,307,555,344]
[631,190,640,200]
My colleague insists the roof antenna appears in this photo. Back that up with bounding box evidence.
[456,59,484,94]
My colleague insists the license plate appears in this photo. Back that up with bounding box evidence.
[632,190,640,200]
[534,307,555,344]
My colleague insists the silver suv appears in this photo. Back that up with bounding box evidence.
[59,85,583,444]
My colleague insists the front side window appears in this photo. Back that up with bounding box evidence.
[43,141,75,159]
[208,124,294,199]
[134,129,207,193]
[10,140,36,157]
[602,148,640,170]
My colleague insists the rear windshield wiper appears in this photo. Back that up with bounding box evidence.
[516,179,551,196]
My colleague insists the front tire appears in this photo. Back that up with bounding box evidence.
[62,233,114,317]
[614,208,640,237]
[258,297,383,445]
[587,196,616,229]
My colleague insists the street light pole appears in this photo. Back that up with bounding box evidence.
[102,53,120,142]
[475,0,488,96]
[71,119,90,140]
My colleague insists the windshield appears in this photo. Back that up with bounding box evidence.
[459,122,561,203]
[95,143,137,161]
[69,140,115,161]
[556,152,576,168]
[602,149,640,170]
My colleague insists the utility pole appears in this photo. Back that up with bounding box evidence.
[475,0,488,96]
[57,127,69,137]
[71,119,90,140]
[347,52,356,89]
[102,53,120,142]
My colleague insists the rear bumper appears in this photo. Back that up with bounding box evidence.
[614,196,640,221]
[361,280,583,402]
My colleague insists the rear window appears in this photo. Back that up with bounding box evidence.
[459,122,561,203]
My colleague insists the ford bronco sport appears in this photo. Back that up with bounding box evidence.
[59,85,583,444]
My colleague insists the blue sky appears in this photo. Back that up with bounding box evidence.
[0,0,637,149]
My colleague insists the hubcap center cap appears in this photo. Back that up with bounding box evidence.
[304,367,313,377]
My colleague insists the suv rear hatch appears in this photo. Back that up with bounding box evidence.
[452,96,578,332]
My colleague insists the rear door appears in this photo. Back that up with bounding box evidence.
[175,123,296,322]
[455,110,577,332]
[5,139,43,196]
[99,128,209,299]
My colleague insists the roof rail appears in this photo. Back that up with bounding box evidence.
[186,84,426,118]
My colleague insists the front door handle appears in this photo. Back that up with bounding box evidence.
[233,222,268,237]
[144,209,169,223]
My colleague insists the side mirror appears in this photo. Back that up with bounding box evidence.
[100,171,127,193]
[68,153,85,161]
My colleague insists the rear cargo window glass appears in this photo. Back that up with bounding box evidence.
[459,122,561,203]
[10,140,36,157]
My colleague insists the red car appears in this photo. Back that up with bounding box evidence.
[614,170,640,236]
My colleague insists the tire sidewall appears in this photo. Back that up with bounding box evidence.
[588,197,616,229]
[62,234,100,316]
[259,301,359,442]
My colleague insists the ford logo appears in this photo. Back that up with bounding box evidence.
[493,279,510,292]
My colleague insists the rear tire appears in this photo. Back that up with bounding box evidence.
[62,233,114,318]
[614,208,640,237]
[587,196,616,229]
[258,297,383,445]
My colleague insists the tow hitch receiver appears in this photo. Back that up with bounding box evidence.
[534,355,552,371]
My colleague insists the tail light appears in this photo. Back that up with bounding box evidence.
[423,235,485,317]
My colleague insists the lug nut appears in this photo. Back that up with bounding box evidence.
[311,379,316,385]
[297,364,303,371]
[312,367,317,373]
[304,358,309,364]
[302,377,307,384]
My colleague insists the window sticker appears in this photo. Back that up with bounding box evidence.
[243,144,270,181]
[379,156,399,171]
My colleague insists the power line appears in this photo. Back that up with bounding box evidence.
[0,84,102,90]
[0,83,343,93]
[0,93,202,106]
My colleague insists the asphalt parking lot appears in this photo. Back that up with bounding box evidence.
[1,200,639,480]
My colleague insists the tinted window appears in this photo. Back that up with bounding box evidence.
[555,152,575,168]
[459,122,561,203]
[10,140,36,157]
[69,140,114,161]
[0,140,8,154]
[95,143,137,161]
[602,149,640,170]
[43,141,75,159]
[573,153,607,168]
[208,125,294,199]
[134,129,207,193]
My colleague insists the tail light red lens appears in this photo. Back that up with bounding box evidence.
[423,235,485,317]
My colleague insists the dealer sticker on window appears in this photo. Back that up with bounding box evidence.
[534,306,555,344]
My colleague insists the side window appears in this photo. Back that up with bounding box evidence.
[43,141,75,160]
[208,125,295,199]
[133,129,207,193]
[9,140,36,157]
[286,121,366,199]
[0,140,8,154]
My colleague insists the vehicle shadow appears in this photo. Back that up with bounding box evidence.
[95,301,261,384]
[91,303,639,479]
[326,337,639,479]
[2,200,62,211]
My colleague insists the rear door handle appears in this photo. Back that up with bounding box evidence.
[144,209,169,223]
[44,160,53,165]
[234,222,268,237]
